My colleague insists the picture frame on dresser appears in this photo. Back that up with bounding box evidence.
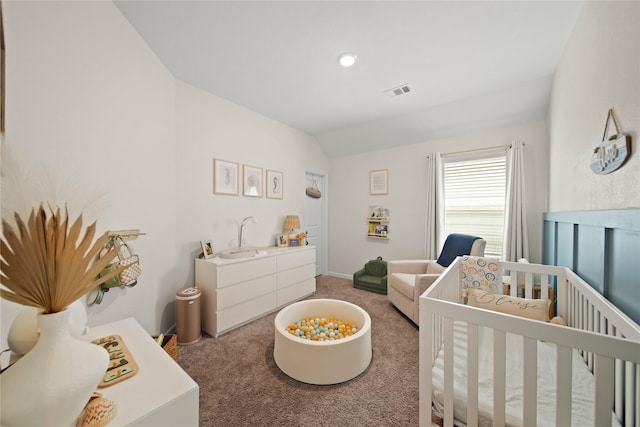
[277,233,288,247]
[200,240,215,259]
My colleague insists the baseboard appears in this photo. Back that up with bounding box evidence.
[325,271,352,280]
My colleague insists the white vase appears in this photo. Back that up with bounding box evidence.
[7,299,88,356]
[0,309,109,427]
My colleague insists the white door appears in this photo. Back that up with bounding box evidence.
[304,172,325,276]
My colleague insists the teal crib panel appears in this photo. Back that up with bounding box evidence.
[608,228,640,324]
[575,225,606,294]
[543,210,640,325]
[542,220,556,266]
[555,222,575,270]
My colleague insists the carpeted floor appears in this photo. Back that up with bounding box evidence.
[177,275,421,426]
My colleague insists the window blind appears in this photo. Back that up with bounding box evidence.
[443,155,506,257]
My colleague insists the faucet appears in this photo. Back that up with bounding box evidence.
[239,216,256,249]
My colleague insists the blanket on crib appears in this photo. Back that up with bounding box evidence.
[431,321,621,427]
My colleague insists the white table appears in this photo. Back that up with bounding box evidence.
[84,318,199,426]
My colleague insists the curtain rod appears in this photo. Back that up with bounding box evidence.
[440,143,513,158]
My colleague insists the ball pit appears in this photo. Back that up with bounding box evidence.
[285,316,359,341]
[274,299,372,385]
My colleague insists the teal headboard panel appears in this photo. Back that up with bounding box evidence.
[543,209,640,324]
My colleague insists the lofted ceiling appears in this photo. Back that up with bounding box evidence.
[113,1,583,158]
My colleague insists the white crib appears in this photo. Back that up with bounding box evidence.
[419,257,640,427]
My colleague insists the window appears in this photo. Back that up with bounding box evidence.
[442,154,507,257]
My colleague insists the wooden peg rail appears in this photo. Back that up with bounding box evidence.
[109,229,146,240]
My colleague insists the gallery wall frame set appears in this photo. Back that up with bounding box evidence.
[213,158,282,199]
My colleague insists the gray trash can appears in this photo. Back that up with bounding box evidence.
[176,287,202,345]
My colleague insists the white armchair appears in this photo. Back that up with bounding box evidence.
[387,235,486,324]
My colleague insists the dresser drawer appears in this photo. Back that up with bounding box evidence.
[277,249,315,271]
[277,278,315,307]
[217,256,277,288]
[217,274,277,310]
[278,264,315,289]
[218,292,277,334]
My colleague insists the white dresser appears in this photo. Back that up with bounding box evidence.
[84,317,199,426]
[195,246,316,337]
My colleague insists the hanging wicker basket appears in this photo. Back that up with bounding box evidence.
[306,179,321,198]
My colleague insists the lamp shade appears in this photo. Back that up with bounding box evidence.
[283,215,300,232]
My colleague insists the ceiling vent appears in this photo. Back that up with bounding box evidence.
[383,84,412,98]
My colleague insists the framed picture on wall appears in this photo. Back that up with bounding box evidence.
[214,159,239,195]
[370,169,388,195]
[266,169,283,199]
[243,165,263,197]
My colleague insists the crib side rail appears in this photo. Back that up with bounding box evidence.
[419,259,640,427]
[561,268,640,426]
[562,268,640,340]
[420,259,463,427]
[500,261,565,302]
[421,298,640,427]
[483,260,640,341]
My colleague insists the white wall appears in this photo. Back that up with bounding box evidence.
[549,1,639,211]
[1,0,328,352]
[328,121,548,277]
[173,81,329,290]
[2,1,177,338]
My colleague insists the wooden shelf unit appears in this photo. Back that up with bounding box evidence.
[367,216,389,240]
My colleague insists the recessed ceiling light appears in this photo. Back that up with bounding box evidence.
[338,53,357,67]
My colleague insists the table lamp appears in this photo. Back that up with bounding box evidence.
[283,215,300,239]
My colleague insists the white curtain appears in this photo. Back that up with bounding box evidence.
[425,153,443,259]
[502,141,529,261]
